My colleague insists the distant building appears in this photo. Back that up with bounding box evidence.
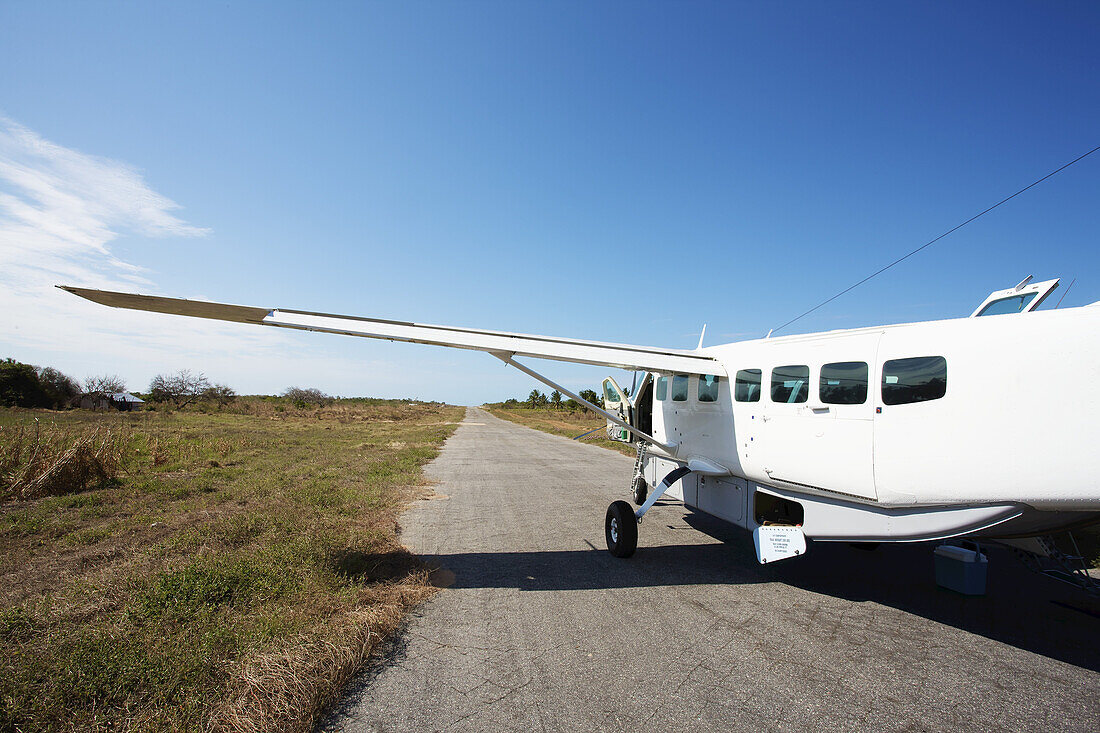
[79,392,145,411]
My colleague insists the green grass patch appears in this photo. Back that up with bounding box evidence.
[0,399,462,731]
[483,403,636,456]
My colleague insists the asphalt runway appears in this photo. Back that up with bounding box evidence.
[323,406,1100,732]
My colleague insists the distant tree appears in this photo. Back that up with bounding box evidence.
[147,370,210,408]
[0,358,49,408]
[563,398,580,412]
[578,389,601,408]
[282,386,333,407]
[550,390,562,408]
[81,374,126,410]
[84,375,126,396]
[37,367,80,409]
[203,383,237,408]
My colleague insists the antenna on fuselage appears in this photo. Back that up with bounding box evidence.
[1054,278,1076,308]
[696,324,707,350]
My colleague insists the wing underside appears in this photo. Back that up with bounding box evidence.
[60,286,723,375]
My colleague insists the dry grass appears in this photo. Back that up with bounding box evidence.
[0,398,462,732]
[210,564,432,733]
[482,404,636,456]
[0,423,126,501]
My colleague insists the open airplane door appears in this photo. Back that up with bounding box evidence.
[601,377,633,443]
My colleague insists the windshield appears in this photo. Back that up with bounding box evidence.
[976,292,1037,316]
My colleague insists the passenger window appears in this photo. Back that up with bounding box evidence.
[698,375,720,402]
[771,365,809,403]
[655,376,668,401]
[820,361,868,404]
[671,374,689,402]
[882,356,947,405]
[734,369,761,402]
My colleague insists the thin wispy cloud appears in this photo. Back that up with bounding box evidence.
[0,117,208,279]
[0,115,604,401]
[0,115,394,392]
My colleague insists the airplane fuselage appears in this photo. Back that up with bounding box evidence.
[635,304,1100,542]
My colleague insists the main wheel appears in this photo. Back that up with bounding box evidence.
[631,476,648,505]
[605,500,638,558]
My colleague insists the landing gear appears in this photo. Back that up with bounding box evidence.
[630,442,649,506]
[605,501,638,558]
[606,466,691,559]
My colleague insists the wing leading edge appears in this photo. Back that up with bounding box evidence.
[60,286,723,375]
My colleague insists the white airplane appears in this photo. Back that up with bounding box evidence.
[60,277,1100,575]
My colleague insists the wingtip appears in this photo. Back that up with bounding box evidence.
[57,285,91,299]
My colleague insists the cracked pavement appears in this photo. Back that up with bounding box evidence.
[322,406,1099,732]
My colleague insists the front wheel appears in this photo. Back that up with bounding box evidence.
[631,476,648,505]
[605,501,638,558]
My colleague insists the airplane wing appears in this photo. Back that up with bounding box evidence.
[59,286,723,375]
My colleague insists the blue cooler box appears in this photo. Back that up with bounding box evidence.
[934,544,988,595]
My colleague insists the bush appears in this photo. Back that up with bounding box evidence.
[0,359,81,409]
[282,387,333,407]
[203,384,237,408]
[0,359,50,408]
[38,367,80,408]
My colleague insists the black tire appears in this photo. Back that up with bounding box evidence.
[631,476,648,505]
[605,500,638,558]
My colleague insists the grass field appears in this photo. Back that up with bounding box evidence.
[481,404,635,457]
[0,399,462,732]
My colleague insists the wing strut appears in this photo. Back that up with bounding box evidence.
[490,352,678,455]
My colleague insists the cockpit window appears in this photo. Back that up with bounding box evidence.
[671,374,690,402]
[734,369,761,402]
[820,361,868,404]
[655,376,668,401]
[771,365,809,403]
[698,375,720,402]
[976,293,1037,316]
[882,356,947,405]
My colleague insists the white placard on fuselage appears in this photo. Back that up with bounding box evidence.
[753,525,807,564]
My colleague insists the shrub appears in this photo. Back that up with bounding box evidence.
[37,367,80,408]
[281,387,333,407]
[0,359,50,408]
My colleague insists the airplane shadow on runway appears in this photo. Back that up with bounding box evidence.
[420,510,1100,673]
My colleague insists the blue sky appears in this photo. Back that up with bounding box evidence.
[2,2,1098,404]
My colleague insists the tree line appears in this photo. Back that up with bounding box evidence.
[0,357,335,411]
[499,387,605,413]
